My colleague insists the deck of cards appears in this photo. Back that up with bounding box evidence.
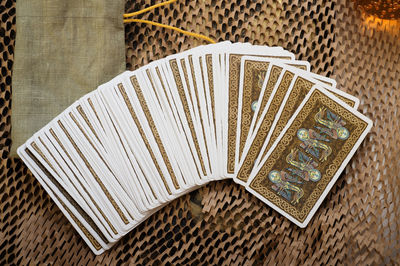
[17,41,372,254]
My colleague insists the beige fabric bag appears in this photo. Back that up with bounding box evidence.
[11,0,126,155]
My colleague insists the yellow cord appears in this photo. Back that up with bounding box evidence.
[123,0,177,18]
[123,18,216,44]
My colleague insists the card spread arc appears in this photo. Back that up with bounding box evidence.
[17,42,372,254]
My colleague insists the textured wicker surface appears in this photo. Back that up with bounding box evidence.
[1,0,400,264]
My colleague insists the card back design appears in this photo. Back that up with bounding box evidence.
[247,88,372,227]
[123,79,179,192]
[261,76,357,159]
[236,70,295,183]
[169,59,208,177]
[251,65,283,129]
[23,147,106,251]
[238,60,271,159]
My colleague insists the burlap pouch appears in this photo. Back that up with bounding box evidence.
[10,0,126,155]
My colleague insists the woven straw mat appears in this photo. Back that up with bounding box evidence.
[1,0,399,264]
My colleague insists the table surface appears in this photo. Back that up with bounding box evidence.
[1,0,399,264]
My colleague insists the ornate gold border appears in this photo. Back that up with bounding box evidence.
[205,54,216,136]
[237,70,295,182]
[253,65,283,127]
[37,136,118,235]
[25,148,103,250]
[263,76,314,154]
[76,105,102,144]
[227,54,242,174]
[121,80,176,193]
[249,89,368,222]
[188,56,212,171]
[239,60,270,159]
[261,76,356,158]
[55,123,129,224]
[169,59,206,176]
[179,59,195,111]
[227,54,292,174]
[31,137,118,235]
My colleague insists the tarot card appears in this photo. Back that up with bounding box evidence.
[252,69,359,169]
[249,63,340,138]
[235,63,360,186]
[84,88,163,209]
[223,45,294,178]
[235,56,310,171]
[143,61,202,187]
[234,66,295,185]
[49,119,138,233]
[38,119,135,235]
[171,42,232,180]
[58,110,149,222]
[246,86,372,227]
[67,101,149,213]
[141,62,198,189]
[201,51,219,177]
[38,119,132,237]
[15,42,367,255]
[18,144,110,254]
[27,132,123,242]
[211,45,228,177]
[190,52,218,180]
[130,66,197,191]
[78,92,159,212]
[178,54,213,179]
[162,56,209,184]
[119,72,189,193]
[186,42,234,179]
[97,81,176,204]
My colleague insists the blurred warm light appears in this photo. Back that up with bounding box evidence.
[362,13,400,32]
[354,0,400,20]
[362,13,400,34]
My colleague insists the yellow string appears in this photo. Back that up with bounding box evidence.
[123,18,216,44]
[123,0,177,18]
[123,0,215,44]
